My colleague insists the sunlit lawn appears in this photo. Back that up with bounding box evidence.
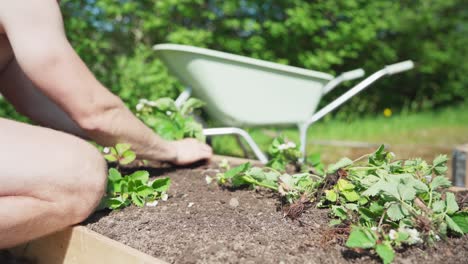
[212,103,468,177]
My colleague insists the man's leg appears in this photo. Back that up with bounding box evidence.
[0,118,107,249]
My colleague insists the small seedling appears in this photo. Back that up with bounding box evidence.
[266,136,302,172]
[102,143,171,210]
[135,97,205,142]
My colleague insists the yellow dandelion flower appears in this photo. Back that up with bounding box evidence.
[383,108,392,117]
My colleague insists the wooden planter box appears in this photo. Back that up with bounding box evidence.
[11,226,167,264]
[9,155,467,263]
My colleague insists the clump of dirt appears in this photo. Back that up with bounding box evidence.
[85,162,468,264]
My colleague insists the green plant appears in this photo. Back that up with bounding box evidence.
[266,136,302,172]
[320,145,468,264]
[212,160,321,206]
[210,145,467,263]
[102,143,171,210]
[136,97,205,141]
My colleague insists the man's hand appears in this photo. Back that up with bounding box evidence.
[170,138,213,166]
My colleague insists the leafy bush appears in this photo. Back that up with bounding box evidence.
[54,0,468,123]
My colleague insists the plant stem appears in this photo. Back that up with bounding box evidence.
[348,166,380,170]
[428,187,434,208]
[378,210,387,228]
[353,154,370,163]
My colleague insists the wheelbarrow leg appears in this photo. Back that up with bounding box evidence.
[203,127,269,164]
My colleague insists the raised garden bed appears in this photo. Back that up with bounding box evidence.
[84,156,468,264]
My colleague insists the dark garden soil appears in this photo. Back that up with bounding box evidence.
[0,250,36,264]
[85,161,468,264]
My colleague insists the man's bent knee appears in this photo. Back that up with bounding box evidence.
[61,142,107,224]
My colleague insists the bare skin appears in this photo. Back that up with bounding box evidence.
[0,0,212,248]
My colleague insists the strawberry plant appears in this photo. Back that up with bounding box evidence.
[211,160,321,206]
[209,144,467,264]
[266,136,302,172]
[102,143,171,209]
[320,145,468,264]
[135,97,205,141]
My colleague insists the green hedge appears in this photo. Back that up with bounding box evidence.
[2,0,466,122]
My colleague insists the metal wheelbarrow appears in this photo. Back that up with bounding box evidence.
[153,44,414,163]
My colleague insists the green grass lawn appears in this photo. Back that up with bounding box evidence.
[212,103,468,171]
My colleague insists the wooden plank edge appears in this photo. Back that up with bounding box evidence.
[449,186,467,193]
[10,226,167,264]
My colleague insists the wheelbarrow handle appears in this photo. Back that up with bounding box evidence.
[341,68,365,81]
[384,60,414,75]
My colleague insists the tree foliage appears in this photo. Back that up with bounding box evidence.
[1,0,466,120]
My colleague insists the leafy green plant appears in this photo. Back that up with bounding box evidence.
[210,145,467,263]
[266,136,302,172]
[102,143,171,210]
[212,160,321,206]
[320,145,468,264]
[136,97,205,142]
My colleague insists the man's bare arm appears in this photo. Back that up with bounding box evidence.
[0,0,212,164]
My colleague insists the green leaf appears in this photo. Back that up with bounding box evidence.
[110,181,123,193]
[342,190,360,202]
[344,203,359,211]
[325,189,337,202]
[432,200,446,213]
[346,227,377,249]
[107,197,125,210]
[224,162,251,179]
[387,203,406,221]
[115,143,131,155]
[369,145,387,166]
[369,202,384,215]
[358,196,369,205]
[329,219,342,226]
[362,180,386,197]
[430,176,451,189]
[359,208,377,221]
[129,170,150,184]
[131,193,145,207]
[445,192,459,215]
[360,175,380,187]
[327,157,353,173]
[154,98,178,112]
[332,205,348,220]
[451,212,468,234]
[136,185,154,197]
[381,183,400,200]
[398,183,416,201]
[337,179,355,191]
[433,155,448,166]
[232,174,250,187]
[120,150,136,165]
[376,243,395,264]
[180,98,205,116]
[151,177,171,192]
[108,168,122,182]
[104,154,118,162]
[446,215,464,234]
